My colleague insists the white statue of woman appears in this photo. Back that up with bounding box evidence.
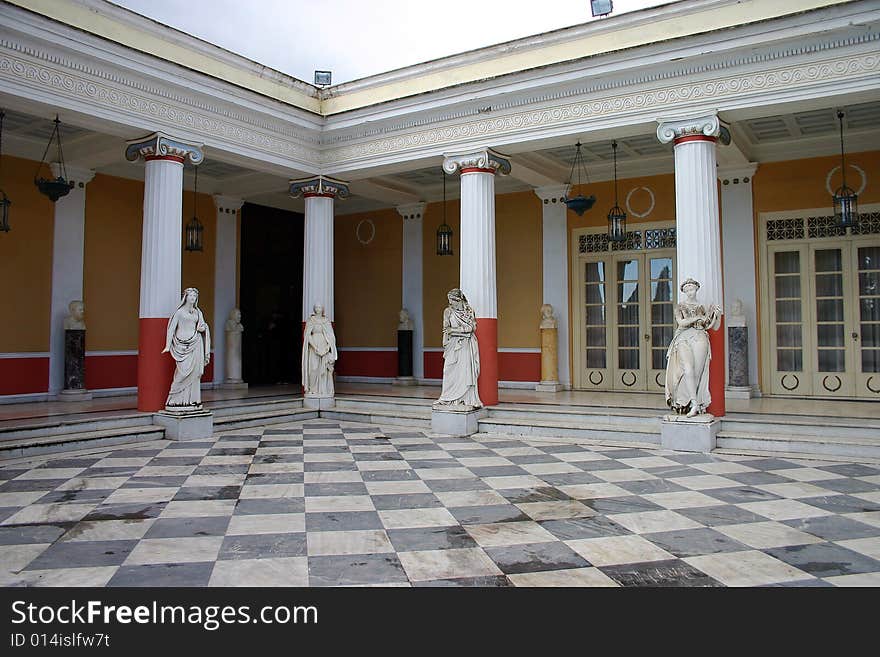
[224,308,245,385]
[302,304,337,397]
[434,288,482,409]
[665,278,722,418]
[163,287,211,411]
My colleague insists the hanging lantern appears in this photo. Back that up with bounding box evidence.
[563,141,596,217]
[607,140,627,242]
[833,110,858,229]
[436,169,453,256]
[34,115,74,202]
[0,111,10,232]
[184,164,204,252]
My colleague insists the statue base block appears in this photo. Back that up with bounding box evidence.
[725,385,754,400]
[535,381,563,392]
[303,396,335,410]
[431,406,487,436]
[154,410,214,441]
[58,389,92,402]
[661,414,719,453]
[220,381,249,391]
[393,377,418,387]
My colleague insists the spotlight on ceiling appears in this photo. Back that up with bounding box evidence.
[314,70,332,87]
[590,0,613,18]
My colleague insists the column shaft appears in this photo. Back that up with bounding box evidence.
[212,196,244,385]
[398,204,425,380]
[302,195,335,321]
[536,186,570,388]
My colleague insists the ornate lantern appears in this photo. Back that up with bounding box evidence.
[563,141,596,217]
[607,140,627,242]
[436,169,453,256]
[34,115,74,202]
[0,110,10,232]
[184,164,204,252]
[833,110,858,229]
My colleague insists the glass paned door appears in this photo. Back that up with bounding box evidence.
[580,258,610,390]
[613,256,644,390]
[855,245,880,398]
[768,245,810,395]
[648,256,674,392]
[811,244,853,396]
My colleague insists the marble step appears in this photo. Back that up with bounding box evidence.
[321,408,432,429]
[477,417,661,445]
[488,404,661,428]
[334,397,434,413]
[211,398,304,417]
[715,430,880,462]
[214,407,317,430]
[0,413,154,441]
[0,424,166,460]
[720,415,880,440]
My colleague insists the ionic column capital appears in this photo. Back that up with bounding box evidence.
[657,113,720,145]
[50,163,95,186]
[396,202,426,220]
[213,195,245,214]
[443,148,511,176]
[125,132,204,165]
[533,185,569,204]
[289,175,350,199]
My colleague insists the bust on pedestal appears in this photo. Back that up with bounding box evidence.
[302,304,337,410]
[536,304,563,392]
[222,308,248,390]
[660,278,722,452]
[394,308,417,387]
[725,299,753,399]
[59,300,92,401]
[154,287,213,440]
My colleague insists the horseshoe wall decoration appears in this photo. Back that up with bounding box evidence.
[781,374,799,391]
[621,371,637,387]
[822,375,842,392]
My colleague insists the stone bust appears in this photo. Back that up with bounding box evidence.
[727,298,746,327]
[539,303,557,329]
[398,308,414,331]
[64,300,85,330]
[225,307,244,332]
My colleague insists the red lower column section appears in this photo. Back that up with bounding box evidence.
[138,317,174,412]
[708,318,725,417]
[475,318,498,406]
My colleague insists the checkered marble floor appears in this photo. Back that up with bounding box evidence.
[2,419,880,587]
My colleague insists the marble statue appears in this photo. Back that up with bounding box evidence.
[434,288,482,409]
[64,300,86,330]
[539,303,557,329]
[665,278,722,418]
[302,304,337,397]
[398,308,414,331]
[224,308,246,387]
[163,287,211,411]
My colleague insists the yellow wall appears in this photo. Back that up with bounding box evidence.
[334,207,402,346]
[0,154,55,353]
[566,173,676,233]
[497,191,542,348]
[423,199,460,348]
[754,151,880,212]
[183,191,216,337]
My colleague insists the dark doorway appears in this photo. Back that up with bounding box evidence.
[240,202,303,386]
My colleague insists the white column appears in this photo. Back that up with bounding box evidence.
[289,176,350,322]
[443,148,511,406]
[212,195,244,385]
[719,165,759,395]
[125,132,204,412]
[48,165,95,395]
[657,113,725,416]
[396,202,425,380]
[535,185,570,388]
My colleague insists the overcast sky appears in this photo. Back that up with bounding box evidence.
[109,0,668,84]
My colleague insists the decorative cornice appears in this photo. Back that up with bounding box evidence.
[396,202,426,220]
[656,113,720,145]
[442,148,511,176]
[125,132,204,164]
[289,175,351,199]
[718,164,758,182]
[50,163,94,185]
[213,195,245,213]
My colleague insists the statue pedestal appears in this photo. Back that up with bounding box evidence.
[394,329,415,386]
[660,414,719,453]
[726,322,754,399]
[535,381,563,393]
[154,409,213,441]
[303,395,335,410]
[60,328,91,402]
[431,406,487,436]
[537,325,561,392]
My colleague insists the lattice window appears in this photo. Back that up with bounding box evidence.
[644,227,676,249]
[766,218,805,241]
[579,233,610,253]
[807,215,847,239]
[852,211,880,236]
[611,230,643,251]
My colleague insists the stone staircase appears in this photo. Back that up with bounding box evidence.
[324,396,432,429]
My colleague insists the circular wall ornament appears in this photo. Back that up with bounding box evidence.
[822,375,842,393]
[825,164,867,197]
[866,376,880,394]
[655,371,666,387]
[781,374,800,391]
[356,219,376,245]
[621,371,637,387]
[588,371,604,386]
[625,186,655,218]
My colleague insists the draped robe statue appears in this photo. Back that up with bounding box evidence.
[163,287,211,410]
[302,304,337,397]
[434,289,482,410]
[665,278,722,418]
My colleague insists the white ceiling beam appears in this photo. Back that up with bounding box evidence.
[348,179,421,205]
[508,159,564,187]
